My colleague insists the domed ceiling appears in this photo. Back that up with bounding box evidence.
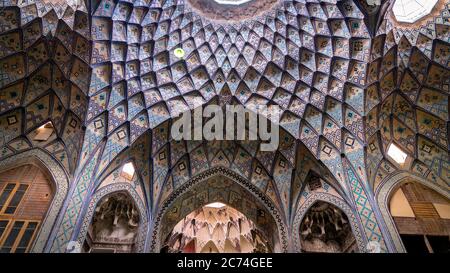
[82,0,374,206]
[0,0,448,230]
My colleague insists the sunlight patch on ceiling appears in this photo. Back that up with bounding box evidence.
[392,0,439,23]
[205,202,227,209]
[387,143,408,164]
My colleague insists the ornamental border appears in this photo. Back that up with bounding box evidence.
[150,166,288,252]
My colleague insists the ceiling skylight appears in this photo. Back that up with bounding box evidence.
[205,202,226,209]
[121,162,136,180]
[34,122,54,141]
[213,0,253,5]
[392,0,439,23]
[387,143,408,164]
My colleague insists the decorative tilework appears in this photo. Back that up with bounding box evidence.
[345,162,388,252]
[0,0,447,253]
[150,167,288,253]
[50,147,102,253]
[76,183,149,253]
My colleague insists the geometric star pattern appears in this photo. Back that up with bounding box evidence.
[83,0,373,194]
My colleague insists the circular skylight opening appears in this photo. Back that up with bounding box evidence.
[392,0,439,23]
[186,0,280,23]
[213,0,253,5]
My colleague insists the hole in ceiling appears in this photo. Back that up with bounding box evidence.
[33,122,54,141]
[392,0,439,23]
[121,162,136,180]
[387,143,408,164]
[204,202,227,209]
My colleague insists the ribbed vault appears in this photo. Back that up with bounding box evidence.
[0,0,448,253]
[81,0,374,201]
[0,0,90,174]
[92,121,345,222]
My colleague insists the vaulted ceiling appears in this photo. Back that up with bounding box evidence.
[365,0,449,192]
[0,0,448,220]
[78,0,382,214]
[0,0,90,174]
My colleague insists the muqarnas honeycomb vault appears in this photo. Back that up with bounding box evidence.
[0,0,448,253]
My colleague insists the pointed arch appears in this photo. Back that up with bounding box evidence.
[375,171,450,252]
[75,183,149,253]
[292,192,366,252]
[150,166,288,252]
[0,148,69,252]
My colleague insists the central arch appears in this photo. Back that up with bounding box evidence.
[150,167,288,252]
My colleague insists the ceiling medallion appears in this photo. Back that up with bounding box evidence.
[186,0,281,23]
[388,0,446,29]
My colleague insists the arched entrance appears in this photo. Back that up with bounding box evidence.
[162,202,272,253]
[0,149,69,252]
[292,191,366,253]
[299,201,358,253]
[81,192,140,253]
[376,172,450,252]
[74,177,149,253]
[151,167,287,252]
[0,164,54,252]
[388,182,449,253]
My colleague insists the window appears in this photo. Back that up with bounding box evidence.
[0,220,39,253]
[392,0,439,23]
[0,183,29,215]
[0,184,15,212]
[15,221,39,253]
[0,165,53,253]
[213,0,253,5]
[121,162,135,180]
[387,143,408,164]
[0,183,37,252]
[0,220,8,239]
[33,122,54,141]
